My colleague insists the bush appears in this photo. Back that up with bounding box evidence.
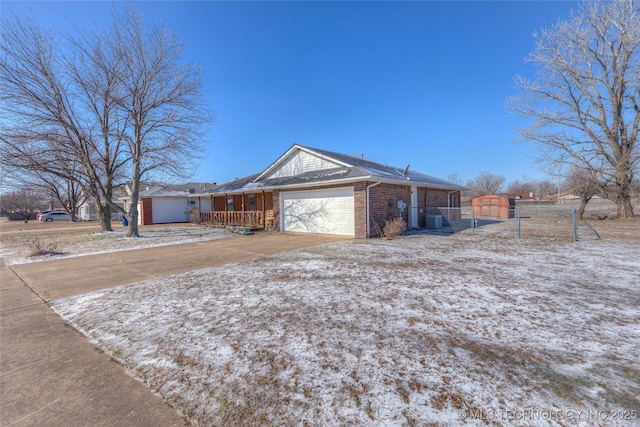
[188,207,201,223]
[382,218,407,240]
[28,238,62,257]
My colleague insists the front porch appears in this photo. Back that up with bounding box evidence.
[200,210,274,228]
[196,191,275,228]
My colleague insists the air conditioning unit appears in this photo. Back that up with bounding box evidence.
[425,215,443,229]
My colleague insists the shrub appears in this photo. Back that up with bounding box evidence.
[382,218,407,240]
[28,238,62,257]
[188,207,201,223]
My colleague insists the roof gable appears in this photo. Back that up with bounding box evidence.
[196,144,465,196]
[255,145,351,181]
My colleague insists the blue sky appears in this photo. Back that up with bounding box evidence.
[4,1,578,186]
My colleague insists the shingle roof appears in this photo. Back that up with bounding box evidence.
[124,182,218,199]
[298,145,464,188]
[196,144,464,195]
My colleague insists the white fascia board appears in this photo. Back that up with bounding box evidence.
[191,176,373,197]
[370,177,464,191]
[252,144,300,182]
[190,176,462,198]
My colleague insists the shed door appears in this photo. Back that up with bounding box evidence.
[280,188,354,236]
[152,198,189,224]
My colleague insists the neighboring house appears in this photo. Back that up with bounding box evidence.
[193,144,465,238]
[77,185,128,221]
[121,183,216,225]
[77,201,125,221]
[540,191,602,201]
[501,192,534,201]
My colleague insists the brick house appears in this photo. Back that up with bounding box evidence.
[194,144,464,238]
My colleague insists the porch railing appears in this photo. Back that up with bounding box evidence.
[200,210,274,228]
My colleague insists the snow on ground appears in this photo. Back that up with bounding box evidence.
[51,223,640,426]
[0,226,233,265]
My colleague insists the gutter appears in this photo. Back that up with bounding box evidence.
[366,180,382,238]
[190,176,462,198]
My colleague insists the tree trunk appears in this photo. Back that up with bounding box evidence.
[577,198,587,221]
[616,197,635,219]
[578,194,591,221]
[99,204,113,232]
[94,196,113,232]
[614,166,635,219]
[126,206,140,237]
[126,163,141,238]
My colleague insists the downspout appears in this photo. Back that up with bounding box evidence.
[447,190,459,224]
[366,180,382,238]
[447,190,462,208]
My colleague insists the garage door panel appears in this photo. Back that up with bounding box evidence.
[281,188,354,236]
[152,198,189,224]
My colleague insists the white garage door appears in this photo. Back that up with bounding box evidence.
[281,187,354,236]
[152,198,189,223]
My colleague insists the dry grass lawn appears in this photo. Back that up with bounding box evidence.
[50,218,640,426]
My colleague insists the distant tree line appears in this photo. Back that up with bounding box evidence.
[451,169,639,220]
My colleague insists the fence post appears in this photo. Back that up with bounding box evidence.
[472,209,476,235]
[573,208,577,242]
[515,207,521,239]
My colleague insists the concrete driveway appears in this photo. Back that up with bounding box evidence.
[0,232,348,426]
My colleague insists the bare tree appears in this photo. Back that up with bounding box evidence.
[111,6,211,237]
[564,166,600,220]
[0,14,127,232]
[509,0,639,219]
[506,179,534,197]
[532,180,557,199]
[467,172,506,197]
[4,166,87,222]
[507,179,557,199]
[33,171,87,222]
[0,6,211,237]
[0,186,47,223]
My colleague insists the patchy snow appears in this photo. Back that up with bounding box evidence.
[0,226,233,265]
[51,227,640,426]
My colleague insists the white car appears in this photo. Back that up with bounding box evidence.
[39,211,71,222]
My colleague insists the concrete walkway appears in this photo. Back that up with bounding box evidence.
[0,232,347,426]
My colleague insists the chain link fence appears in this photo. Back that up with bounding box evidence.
[512,206,602,241]
[417,206,601,241]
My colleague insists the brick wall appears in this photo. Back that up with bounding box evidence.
[140,198,153,225]
[417,188,450,227]
[271,183,453,238]
[354,182,368,239]
[272,190,280,231]
[422,188,449,208]
[368,184,411,237]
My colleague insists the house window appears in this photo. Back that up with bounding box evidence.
[227,197,234,212]
[247,194,256,211]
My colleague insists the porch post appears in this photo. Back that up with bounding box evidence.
[262,191,266,227]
